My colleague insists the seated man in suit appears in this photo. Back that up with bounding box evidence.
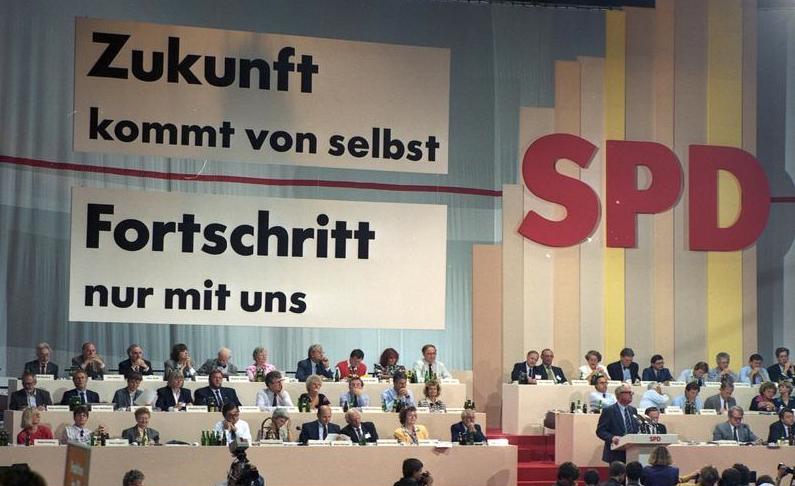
[511,350,541,383]
[9,372,52,410]
[117,344,153,378]
[194,369,241,408]
[767,407,794,444]
[768,347,794,384]
[607,348,640,383]
[340,408,378,444]
[198,347,239,377]
[596,384,639,463]
[703,380,737,413]
[538,348,568,384]
[112,372,145,410]
[644,407,667,434]
[155,371,193,411]
[255,370,294,411]
[642,355,674,383]
[295,344,334,382]
[121,407,160,445]
[71,341,106,380]
[712,406,758,442]
[23,342,59,378]
[298,405,341,443]
[60,369,100,405]
[450,409,486,443]
[213,403,252,444]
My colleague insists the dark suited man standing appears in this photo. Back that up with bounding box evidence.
[596,384,639,463]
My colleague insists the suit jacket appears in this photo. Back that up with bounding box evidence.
[450,421,486,442]
[340,421,379,443]
[767,420,794,443]
[648,422,667,434]
[197,359,239,377]
[768,364,794,383]
[9,388,52,410]
[511,362,544,382]
[117,358,153,378]
[298,420,341,443]
[537,365,567,384]
[121,426,160,445]
[111,388,145,410]
[295,358,334,382]
[703,394,737,413]
[193,386,241,407]
[23,360,59,379]
[607,361,640,382]
[155,387,193,410]
[641,465,680,486]
[60,388,100,405]
[712,421,757,442]
[596,403,639,463]
[641,367,674,383]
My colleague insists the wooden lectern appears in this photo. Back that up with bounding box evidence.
[612,434,679,465]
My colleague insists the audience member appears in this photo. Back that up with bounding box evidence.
[340,408,379,443]
[671,382,703,413]
[117,344,153,378]
[644,407,667,434]
[767,407,794,443]
[417,380,446,412]
[198,347,238,377]
[703,380,736,413]
[450,409,486,443]
[579,350,608,382]
[298,374,332,410]
[774,381,795,411]
[720,468,743,486]
[643,355,674,383]
[732,464,752,486]
[163,343,197,379]
[295,344,333,381]
[394,405,428,444]
[583,470,601,486]
[255,370,294,410]
[194,369,242,408]
[155,371,193,411]
[712,406,758,442]
[16,407,54,445]
[626,461,643,486]
[739,353,770,385]
[375,347,406,380]
[60,405,93,445]
[258,407,292,442]
[9,372,52,410]
[382,371,416,410]
[768,347,794,383]
[756,476,775,486]
[339,375,370,408]
[336,349,367,379]
[23,342,58,378]
[298,405,340,443]
[71,341,106,379]
[750,381,777,412]
[512,349,542,383]
[111,371,145,410]
[641,446,679,486]
[678,361,710,386]
[639,383,670,410]
[596,383,638,463]
[607,348,640,383]
[393,458,433,486]
[589,374,617,410]
[121,407,160,445]
[60,369,100,405]
[708,352,737,383]
[556,462,580,486]
[0,465,47,486]
[245,346,276,381]
[122,470,145,486]
[602,462,627,486]
[538,348,568,384]
[413,344,452,382]
[213,403,252,444]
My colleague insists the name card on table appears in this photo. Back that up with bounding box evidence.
[34,439,60,446]
[664,406,683,415]
[361,377,379,384]
[446,407,465,413]
[143,375,163,382]
[733,383,751,388]
[35,374,55,381]
[239,406,260,413]
[228,375,250,383]
[193,376,209,383]
[705,382,722,387]
[416,407,431,414]
[283,378,298,383]
[376,439,400,446]
[535,380,555,386]
[330,440,354,447]
[418,439,438,446]
[105,439,130,447]
[440,378,459,384]
[361,407,383,413]
[103,374,125,381]
[284,407,299,413]
[47,405,70,412]
[669,381,687,386]
[90,404,115,412]
[186,405,208,413]
[571,380,589,386]
[488,439,510,446]
[608,381,623,386]
[330,407,344,413]
[435,441,453,448]
[307,440,330,447]
[744,410,761,415]
[699,409,717,415]
[258,439,284,446]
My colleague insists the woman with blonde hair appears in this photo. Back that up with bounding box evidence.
[641,446,679,486]
[297,375,331,410]
[393,406,429,445]
[17,407,53,445]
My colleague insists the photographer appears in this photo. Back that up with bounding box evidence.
[394,458,434,486]
[225,434,264,486]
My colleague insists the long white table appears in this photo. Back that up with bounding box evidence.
[0,444,517,486]
[3,409,485,444]
[8,378,467,409]
[502,383,764,434]
[554,412,781,467]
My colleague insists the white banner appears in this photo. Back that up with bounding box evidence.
[73,18,450,174]
[68,187,447,328]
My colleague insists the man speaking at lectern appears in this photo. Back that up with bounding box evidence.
[596,384,639,463]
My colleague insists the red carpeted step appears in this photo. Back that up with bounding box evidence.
[518,462,560,481]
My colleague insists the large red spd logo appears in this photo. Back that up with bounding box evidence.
[519,134,771,251]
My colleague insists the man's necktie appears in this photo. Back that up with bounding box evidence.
[357,427,363,441]
[40,364,46,374]
[322,424,328,440]
[623,408,634,434]
[352,394,359,408]
[602,393,607,398]
[733,426,739,441]
[271,392,278,407]
[80,391,86,404]
[214,390,223,407]
[546,367,554,382]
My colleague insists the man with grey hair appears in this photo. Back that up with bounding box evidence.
[122,469,145,486]
[450,408,486,443]
[24,342,58,378]
[712,406,758,442]
[596,383,639,463]
[340,407,378,444]
[708,352,738,382]
[118,344,152,378]
[295,344,333,381]
[198,347,239,377]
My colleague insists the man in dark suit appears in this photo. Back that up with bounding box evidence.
[607,348,640,383]
[641,355,674,383]
[60,369,101,405]
[450,409,486,443]
[155,372,193,411]
[538,349,568,384]
[703,381,737,413]
[340,408,378,443]
[767,408,794,443]
[295,344,334,382]
[768,347,794,383]
[712,406,758,442]
[596,384,639,463]
[121,408,160,445]
[644,407,668,434]
[298,405,341,443]
[9,372,52,410]
[23,342,59,378]
[194,369,241,408]
[117,344,153,378]
[511,350,542,383]
[111,372,145,410]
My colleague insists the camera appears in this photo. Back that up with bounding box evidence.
[779,464,794,476]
